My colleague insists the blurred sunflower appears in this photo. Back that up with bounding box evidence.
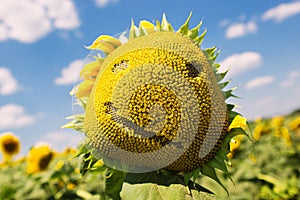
[63,13,248,189]
[290,117,300,131]
[0,132,20,163]
[253,122,270,141]
[26,144,54,174]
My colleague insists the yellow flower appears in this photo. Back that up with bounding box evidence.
[26,144,54,174]
[290,117,300,131]
[253,122,270,141]
[270,116,284,128]
[67,182,76,190]
[64,13,249,190]
[280,127,292,147]
[0,132,20,163]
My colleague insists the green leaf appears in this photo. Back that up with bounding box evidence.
[125,171,183,186]
[120,183,217,200]
[105,169,126,200]
[200,165,229,195]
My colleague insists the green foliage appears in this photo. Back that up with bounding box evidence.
[198,113,300,200]
[1,111,300,199]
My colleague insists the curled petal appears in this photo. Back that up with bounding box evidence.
[80,60,102,80]
[86,35,122,52]
[73,80,94,98]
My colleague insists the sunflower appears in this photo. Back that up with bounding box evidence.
[290,117,300,131]
[0,132,21,163]
[63,13,248,189]
[26,144,54,174]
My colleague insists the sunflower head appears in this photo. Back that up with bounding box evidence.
[26,144,54,174]
[64,13,248,190]
[0,132,21,162]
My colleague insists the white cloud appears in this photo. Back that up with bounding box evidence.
[0,0,80,43]
[280,70,300,88]
[245,75,275,90]
[218,52,263,77]
[0,104,37,130]
[0,67,19,95]
[41,130,83,151]
[262,1,300,22]
[94,0,119,7]
[225,21,258,39]
[54,59,83,85]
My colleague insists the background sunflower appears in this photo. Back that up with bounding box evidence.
[0,132,20,163]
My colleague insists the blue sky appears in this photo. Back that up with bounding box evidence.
[0,0,300,155]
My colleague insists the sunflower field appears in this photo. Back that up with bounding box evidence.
[1,14,300,200]
[0,111,300,200]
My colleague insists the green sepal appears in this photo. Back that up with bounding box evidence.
[129,19,137,40]
[205,46,218,58]
[207,154,228,174]
[188,20,203,39]
[155,20,162,32]
[138,25,146,37]
[218,80,231,90]
[177,12,192,35]
[80,151,99,175]
[69,144,88,160]
[194,29,207,45]
[224,87,239,99]
[216,71,229,83]
[228,110,241,123]
[200,165,229,195]
[227,104,235,112]
[183,168,200,186]
[60,114,85,132]
[161,13,174,31]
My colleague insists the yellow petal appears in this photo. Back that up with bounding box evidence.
[139,20,155,34]
[86,35,121,52]
[74,80,94,98]
[229,115,247,131]
[80,60,102,80]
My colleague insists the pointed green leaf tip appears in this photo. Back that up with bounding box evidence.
[129,18,137,40]
[161,13,174,31]
[201,165,229,195]
[177,12,192,35]
[188,20,202,39]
